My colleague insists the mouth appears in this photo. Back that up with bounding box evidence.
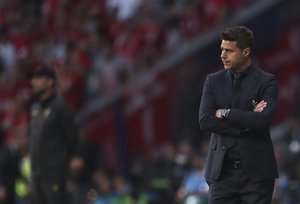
[223,61,230,66]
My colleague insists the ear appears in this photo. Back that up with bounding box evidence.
[243,48,251,57]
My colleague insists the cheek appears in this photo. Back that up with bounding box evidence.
[31,81,38,88]
[32,80,39,86]
[230,53,242,62]
[32,80,45,89]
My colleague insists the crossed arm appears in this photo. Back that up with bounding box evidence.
[215,100,267,118]
[199,74,278,136]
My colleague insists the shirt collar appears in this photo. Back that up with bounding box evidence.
[230,64,253,78]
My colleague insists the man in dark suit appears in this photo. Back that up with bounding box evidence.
[29,66,79,204]
[198,26,278,204]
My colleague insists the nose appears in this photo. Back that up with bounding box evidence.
[220,50,226,59]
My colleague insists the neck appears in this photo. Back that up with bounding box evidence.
[235,59,251,73]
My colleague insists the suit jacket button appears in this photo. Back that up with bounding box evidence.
[222,146,226,150]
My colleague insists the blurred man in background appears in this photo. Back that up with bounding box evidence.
[29,66,79,204]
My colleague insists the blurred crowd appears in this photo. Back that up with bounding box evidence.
[66,136,210,204]
[271,102,300,204]
[0,0,299,204]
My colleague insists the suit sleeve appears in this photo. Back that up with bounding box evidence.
[199,74,241,136]
[227,75,278,130]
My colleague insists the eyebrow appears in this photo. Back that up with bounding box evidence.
[220,47,234,52]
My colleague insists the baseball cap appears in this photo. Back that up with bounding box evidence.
[31,66,56,80]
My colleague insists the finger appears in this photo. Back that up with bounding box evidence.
[257,101,267,106]
[255,104,266,110]
[257,107,264,112]
[254,107,263,112]
[257,101,267,107]
[258,103,267,109]
[257,105,267,110]
[254,103,267,110]
[254,104,267,112]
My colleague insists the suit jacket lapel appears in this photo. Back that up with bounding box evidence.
[222,70,234,108]
[238,66,260,109]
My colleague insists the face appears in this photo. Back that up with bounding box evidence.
[220,40,250,72]
[31,76,52,96]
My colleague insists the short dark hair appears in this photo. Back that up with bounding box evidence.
[31,65,56,80]
[221,25,254,51]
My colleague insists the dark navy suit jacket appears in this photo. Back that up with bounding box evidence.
[199,65,279,180]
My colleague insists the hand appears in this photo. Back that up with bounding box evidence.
[0,186,7,201]
[215,109,222,118]
[70,156,85,171]
[253,100,267,112]
[215,109,229,119]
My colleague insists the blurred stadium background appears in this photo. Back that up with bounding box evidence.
[0,0,299,203]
